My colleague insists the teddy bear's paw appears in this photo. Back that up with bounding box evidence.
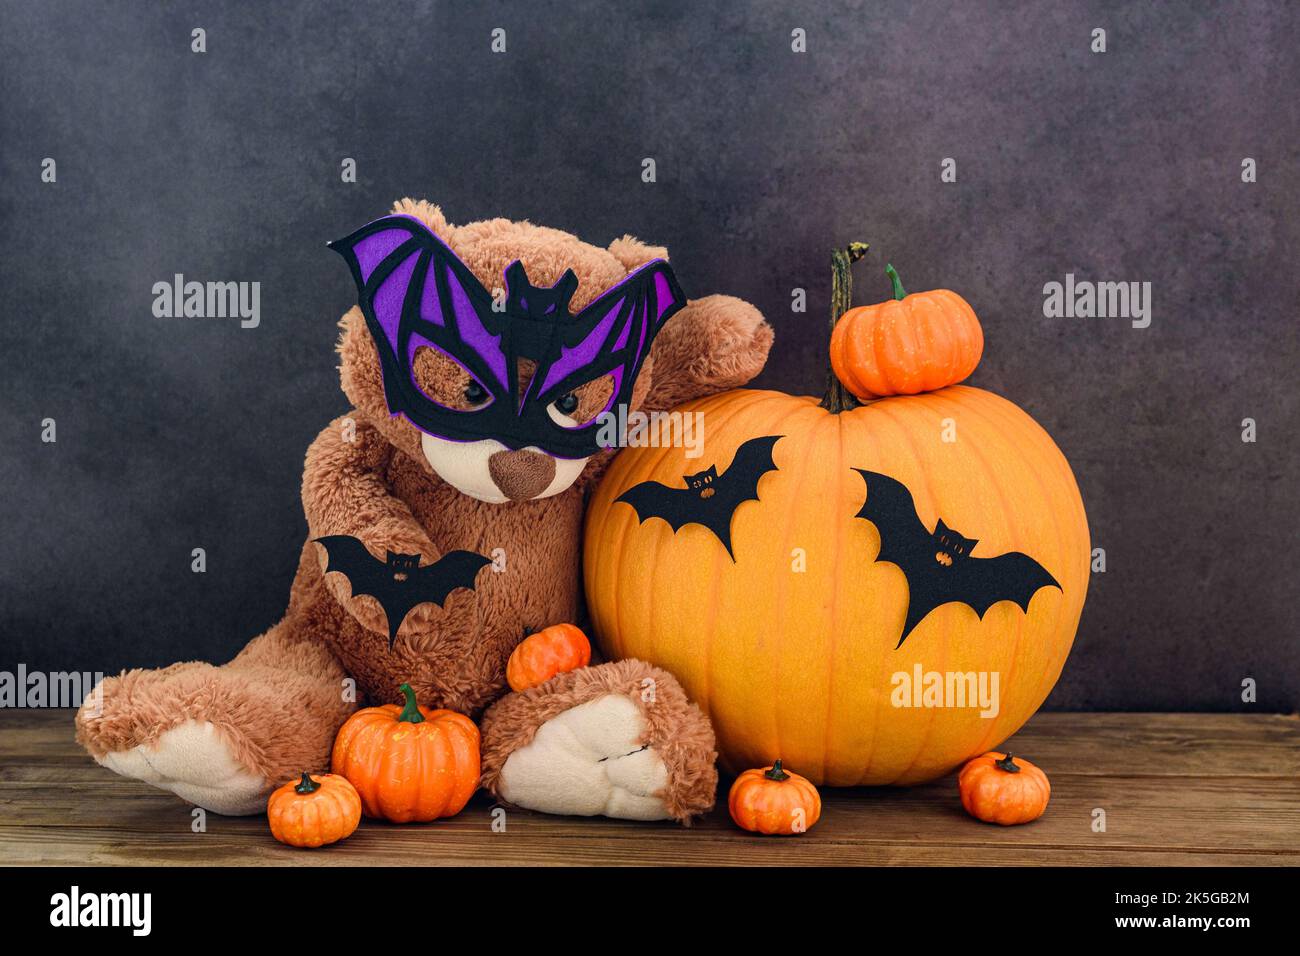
[480,658,719,824]
[76,639,352,816]
[76,668,271,814]
[496,694,673,821]
[97,720,271,816]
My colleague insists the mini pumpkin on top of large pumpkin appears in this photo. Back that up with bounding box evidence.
[583,245,1088,787]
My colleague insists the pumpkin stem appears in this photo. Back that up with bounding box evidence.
[819,242,869,413]
[764,759,791,782]
[397,682,425,724]
[885,263,907,300]
[294,772,321,795]
[995,753,1021,774]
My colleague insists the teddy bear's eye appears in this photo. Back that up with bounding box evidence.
[463,381,489,406]
[555,393,579,415]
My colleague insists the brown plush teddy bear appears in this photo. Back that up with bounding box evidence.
[75,199,772,823]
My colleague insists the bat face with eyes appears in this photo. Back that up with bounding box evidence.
[686,466,719,498]
[385,551,422,581]
[932,520,977,567]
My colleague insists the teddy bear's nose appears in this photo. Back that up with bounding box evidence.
[488,449,557,501]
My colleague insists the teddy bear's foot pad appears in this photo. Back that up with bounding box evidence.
[497,694,673,821]
[96,720,270,816]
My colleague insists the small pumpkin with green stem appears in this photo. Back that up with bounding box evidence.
[728,760,822,835]
[267,772,362,847]
[829,261,983,399]
[331,682,480,823]
[958,752,1051,825]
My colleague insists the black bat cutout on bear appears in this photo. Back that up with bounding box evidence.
[852,469,1061,649]
[615,435,783,560]
[315,535,492,649]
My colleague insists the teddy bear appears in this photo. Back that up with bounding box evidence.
[75,198,773,824]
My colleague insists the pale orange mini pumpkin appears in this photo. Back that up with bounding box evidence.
[331,683,480,823]
[267,772,362,848]
[830,261,983,399]
[958,752,1051,825]
[506,623,592,691]
[728,760,822,835]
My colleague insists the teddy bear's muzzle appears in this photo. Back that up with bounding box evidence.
[488,449,557,501]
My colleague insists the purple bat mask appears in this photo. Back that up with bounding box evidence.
[329,214,687,459]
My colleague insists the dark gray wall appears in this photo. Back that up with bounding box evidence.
[1,1,1296,710]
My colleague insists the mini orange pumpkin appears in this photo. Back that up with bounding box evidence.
[728,760,822,835]
[958,752,1051,825]
[829,261,983,399]
[267,772,361,847]
[506,623,592,691]
[331,683,480,823]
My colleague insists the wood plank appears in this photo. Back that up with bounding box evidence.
[999,712,1300,776]
[2,710,1296,866]
[2,824,1293,867]
[3,772,1296,850]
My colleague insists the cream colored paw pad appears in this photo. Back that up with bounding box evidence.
[97,720,269,816]
[498,694,671,821]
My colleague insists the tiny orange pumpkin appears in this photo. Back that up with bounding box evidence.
[506,623,592,691]
[829,261,983,399]
[331,682,480,823]
[728,760,822,835]
[958,752,1051,825]
[267,772,361,848]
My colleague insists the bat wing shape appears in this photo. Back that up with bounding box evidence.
[615,434,782,559]
[614,482,698,533]
[853,470,1061,648]
[853,469,936,571]
[948,552,1061,619]
[314,534,393,599]
[314,535,491,648]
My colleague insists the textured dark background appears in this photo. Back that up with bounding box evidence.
[1,1,1296,710]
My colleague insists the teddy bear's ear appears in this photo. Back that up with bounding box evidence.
[607,235,669,271]
[390,198,454,238]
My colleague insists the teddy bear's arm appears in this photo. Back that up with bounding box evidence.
[640,294,774,413]
[302,415,443,626]
[576,294,774,490]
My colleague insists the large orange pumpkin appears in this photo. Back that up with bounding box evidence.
[583,245,1088,786]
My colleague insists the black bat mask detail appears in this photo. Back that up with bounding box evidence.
[615,435,782,559]
[328,214,687,460]
[853,469,1061,648]
[314,535,491,648]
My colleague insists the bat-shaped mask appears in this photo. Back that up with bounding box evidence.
[853,469,1061,648]
[315,535,492,648]
[616,435,782,559]
[329,214,687,460]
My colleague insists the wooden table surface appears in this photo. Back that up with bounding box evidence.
[2,710,1296,866]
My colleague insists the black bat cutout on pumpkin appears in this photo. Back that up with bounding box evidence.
[853,469,1061,649]
[315,535,492,648]
[615,435,783,560]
